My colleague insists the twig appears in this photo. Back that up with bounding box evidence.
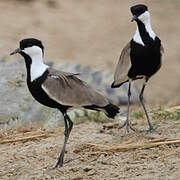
[84,139,180,153]
[0,133,51,144]
[103,122,120,130]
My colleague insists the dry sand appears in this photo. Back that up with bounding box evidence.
[0,117,180,179]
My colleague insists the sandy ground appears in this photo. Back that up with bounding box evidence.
[0,0,180,105]
[0,116,180,180]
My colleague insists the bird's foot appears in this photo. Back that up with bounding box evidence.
[146,125,156,133]
[54,160,63,169]
[118,121,136,134]
[54,152,64,169]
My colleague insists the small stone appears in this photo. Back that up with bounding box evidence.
[70,167,79,172]
[83,166,93,172]
[87,169,96,176]
[72,176,83,180]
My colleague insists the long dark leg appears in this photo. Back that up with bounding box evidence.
[125,81,131,133]
[55,113,73,168]
[65,114,73,134]
[139,78,153,131]
[119,81,132,133]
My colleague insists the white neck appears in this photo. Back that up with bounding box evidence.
[30,54,48,82]
[133,26,145,46]
[133,15,156,46]
[144,18,156,39]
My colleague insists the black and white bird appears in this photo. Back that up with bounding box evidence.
[111,4,164,132]
[10,38,120,168]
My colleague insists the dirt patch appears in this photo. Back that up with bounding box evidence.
[0,117,180,179]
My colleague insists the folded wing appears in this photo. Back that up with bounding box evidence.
[42,68,109,107]
[112,42,131,87]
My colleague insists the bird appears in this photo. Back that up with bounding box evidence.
[111,4,164,133]
[10,38,120,168]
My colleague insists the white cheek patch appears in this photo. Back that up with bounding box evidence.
[22,46,43,57]
[22,46,48,82]
[138,11,150,22]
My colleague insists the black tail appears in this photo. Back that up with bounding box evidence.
[104,103,120,118]
[111,80,128,88]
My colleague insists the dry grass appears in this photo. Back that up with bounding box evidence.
[0,130,54,144]
[74,138,180,155]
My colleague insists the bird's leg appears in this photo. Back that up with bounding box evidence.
[55,114,73,168]
[119,81,132,133]
[139,78,153,132]
[125,81,131,133]
[65,114,73,134]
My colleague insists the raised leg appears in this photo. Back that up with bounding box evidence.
[139,78,153,131]
[55,113,73,168]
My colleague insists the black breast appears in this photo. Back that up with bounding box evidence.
[128,37,162,79]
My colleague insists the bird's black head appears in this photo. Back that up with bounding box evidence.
[130,4,148,22]
[20,38,44,52]
[10,38,44,56]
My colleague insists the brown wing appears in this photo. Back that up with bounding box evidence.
[113,42,131,86]
[42,68,109,107]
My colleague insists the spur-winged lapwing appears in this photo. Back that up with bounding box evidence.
[111,4,164,132]
[10,38,120,168]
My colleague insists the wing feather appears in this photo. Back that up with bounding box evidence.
[113,42,131,87]
[42,68,109,107]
